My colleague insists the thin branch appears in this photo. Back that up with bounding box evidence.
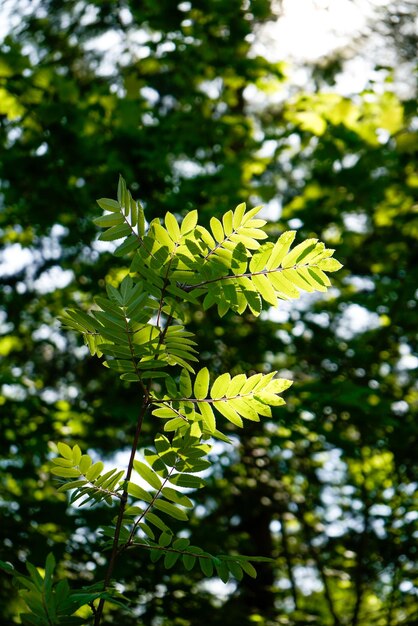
[124,465,176,548]
[149,390,267,406]
[93,397,150,626]
[202,224,242,261]
[127,542,214,559]
[93,275,182,623]
[70,478,123,504]
[156,239,181,329]
[180,261,313,292]
[124,314,149,399]
[121,211,146,248]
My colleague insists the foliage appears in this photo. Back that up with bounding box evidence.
[2,178,341,624]
[1,1,417,625]
[0,554,126,626]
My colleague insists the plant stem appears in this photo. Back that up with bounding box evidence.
[93,397,150,626]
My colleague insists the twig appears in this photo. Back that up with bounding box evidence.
[93,397,150,625]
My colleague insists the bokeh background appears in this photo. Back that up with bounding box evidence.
[0,1,417,624]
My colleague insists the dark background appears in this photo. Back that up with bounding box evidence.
[0,1,417,624]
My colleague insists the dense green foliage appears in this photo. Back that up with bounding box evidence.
[1,1,417,625]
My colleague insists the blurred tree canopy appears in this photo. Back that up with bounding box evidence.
[0,1,417,625]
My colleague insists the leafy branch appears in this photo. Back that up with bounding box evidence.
[2,177,342,625]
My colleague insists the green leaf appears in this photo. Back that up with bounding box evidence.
[229,397,260,421]
[180,369,192,398]
[239,560,257,578]
[155,433,171,454]
[123,186,131,217]
[317,257,343,272]
[161,487,193,508]
[144,449,168,475]
[215,560,230,583]
[159,532,172,547]
[85,461,104,482]
[226,560,243,580]
[172,537,190,551]
[227,373,246,395]
[26,562,44,588]
[196,225,216,249]
[210,373,231,399]
[127,482,153,503]
[152,407,179,419]
[199,556,214,577]
[153,223,175,250]
[213,401,244,427]
[249,244,272,273]
[145,512,169,532]
[57,479,87,492]
[269,271,300,299]
[182,553,196,571]
[266,231,296,269]
[78,455,92,474]
[180,210,198,235]
[137,204,146,236]
[283,268,314,292]
[44,552,55,584]
[72,445,82,465]
[153,499,188,521]
[267,378,293,393]
[51,457,74,468]
[169,474,205,489]
[156,449,177,469]
[212,429,232,444]
[62,309,100,333]
[303,267,329,290]
[251,273,278,306]
[125,506,144,517]
[210,216,224,242]
[0,560,14,574]
[106,359,136,373]
[232,202,246,228]
[57,442,74,460]
[138,523,155,540]
[117,175,124,204]
[242,205,264,224]
[133,461,162,490]
[106,283,123,304]
[197,401,216,433]
[164,551,180,569]
[93,213,124,228]
[150,549,163,563]
[194,367,210,400]
[130,196,138,227]
[51,467,81,478]
[217,211,231,238]
[164,417,188,432]
[255,392,285,407]
[165,211,181,241]
[97,198,120,212]
[98,223,131,241]
[114,234,139,257]
[281,238,318,268]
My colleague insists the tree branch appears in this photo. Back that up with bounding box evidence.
[93,397,150,626]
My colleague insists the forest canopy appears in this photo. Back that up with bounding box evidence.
[0,1,417,625]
